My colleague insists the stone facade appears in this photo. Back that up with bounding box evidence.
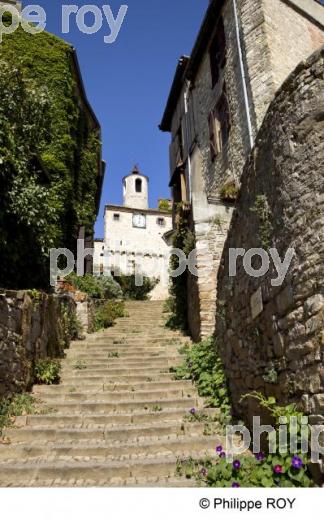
[0,289,75,400]
[94,167,173,300]
[216,48,324,469]
[160,0,323,341]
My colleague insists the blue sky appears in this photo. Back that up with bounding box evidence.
[32,1,208,237]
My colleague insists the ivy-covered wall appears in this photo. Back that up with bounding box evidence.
[0,20,103,289]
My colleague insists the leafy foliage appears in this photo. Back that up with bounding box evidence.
[219,180,239,202]
[34,359,61,385]
[166,210,195,331]
[171,337,231,418]
[178,450,311,488]
[66,273,123,300]
[0,394,37,433]
[250,195,273,250]
[93,301,126,331]
[180,393,313,487]
[0,24,100,289]
[113,274,157,300]
[60,303,84,346]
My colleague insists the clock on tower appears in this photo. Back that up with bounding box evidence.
[132,213,146,228]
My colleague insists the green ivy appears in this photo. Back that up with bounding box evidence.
[0,22,100,289]
[166,209,195,331]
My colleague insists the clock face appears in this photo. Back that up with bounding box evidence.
[133,213,146,228]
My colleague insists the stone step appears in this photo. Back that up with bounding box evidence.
[66,346,183,355]
[0,434,222,462]
[13,407,197,428]
[4,420,204,443]
[0,476,200,488]
[61,374,176,384]
[60,367,174,378]
[61,359,183,370]
[32,387,195,402]
[33,381,194,394]
[20,397,197,414]
[0,451,211,482]
[64,351,182,360]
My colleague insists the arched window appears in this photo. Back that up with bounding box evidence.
[135,178,142,193]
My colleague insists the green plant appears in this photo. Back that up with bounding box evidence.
[166,212,195,331]
[158,199,172,212]
[72,360,87,370]
[34,359,61,385]
[152,405,163,412]
[250,195,273,250]
[93,301,126,331]
[219,180,239,202]
[0,24,101,290]
[263,363,278,384]
[170,337,231,420]
[66,273,123,299]
[0,394,37,433]
[113,274,158,300]
[61,303,84,345]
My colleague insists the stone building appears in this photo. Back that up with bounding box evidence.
[94,167,173,300]
[216,47,324,478]
[160,0,324,340]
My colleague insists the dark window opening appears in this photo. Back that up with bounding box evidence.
[209,17,226,88]
[135,179,142,193]
[113,213,120,221]
[157,218,165,227]
[209,90,231,161]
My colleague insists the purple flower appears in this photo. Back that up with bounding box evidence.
[233,460,241,470]
[216,445,223,453]
[291,456,303,470]
[190,408,196,415]
[273,465,283,474]
[256,452,265,461]
[219,452,226,458]
[200,468,208,477]
[232,482,240,488]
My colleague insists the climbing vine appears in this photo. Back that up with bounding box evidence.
[165,206,195,331]
[0,20,101,288]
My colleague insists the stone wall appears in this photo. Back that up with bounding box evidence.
[216,48,324,449]
[0,289,75,400]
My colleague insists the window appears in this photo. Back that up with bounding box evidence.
[113,213,120,221]
[157,217,165,227]
[135,179,142,193]
[209,17,226,88]
[208,91,231,161]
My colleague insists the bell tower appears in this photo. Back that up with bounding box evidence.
[123,165,149,210]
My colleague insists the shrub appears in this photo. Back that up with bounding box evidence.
[0,394,37,433]
[93,301,126,331]
[170,337,231,419]
[113,274,157,300]
[34,359,61,385]
[179,393,314,488]
[66,273,123,299]
[60,303,84,346]
[219,180,239,202]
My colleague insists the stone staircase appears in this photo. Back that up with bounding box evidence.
[0,301,224,487]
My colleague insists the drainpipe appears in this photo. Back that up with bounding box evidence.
[232,0,254,150]
[184,79,193,203]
